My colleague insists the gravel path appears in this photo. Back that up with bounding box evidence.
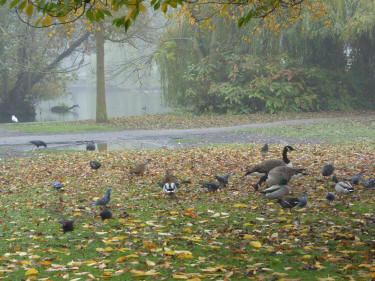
[0,115,373,158]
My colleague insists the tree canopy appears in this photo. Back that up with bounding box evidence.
[1,0,311,30]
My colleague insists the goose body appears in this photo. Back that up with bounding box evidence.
[266,166,306,187]
[260,184,290,199]
[245,145,295,177]
[333,176,354,194]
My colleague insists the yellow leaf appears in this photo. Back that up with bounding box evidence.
[24,3,34,18]
[164,250,175,256]
[139,3,146,12]
[146,260,156,266]
[25,268,38,275]
[125,10,133,22]
[42,16,52,26]
[177,252,193,259]
[116,254,139,262]
[233,204,248,208]
[173,273,189,279]
[201,265,224,272]
[243,234,254,240]
[250,241,262,248]
[130,269,159,276]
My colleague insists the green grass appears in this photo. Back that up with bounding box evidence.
[240,118,375,145]
[3,122,117,133]
[0,144,374,280]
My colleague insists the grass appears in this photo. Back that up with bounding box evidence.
[0,144,374,280]
[1,110,374,133]
[240,118,375,145]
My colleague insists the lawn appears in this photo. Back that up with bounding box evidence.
[0,144,374,280]
[1,111,374,133]
[240,118,375,146]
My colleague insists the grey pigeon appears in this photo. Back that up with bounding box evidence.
[360,179,375,189]
[297,192,307,208]
[86,141,96,151]
[100,208,112,220]
[325,192,336,201]
[322,164,334,177]
[215,173,232,186]
[91,188,111,206]
[351,172,362,184]
[90,161,101,170]
[200,182,220,192]
[30,140,47,148]
[59,219,74,234]
[52,180,63,191]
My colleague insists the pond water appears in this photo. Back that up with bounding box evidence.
[35,84,170,122]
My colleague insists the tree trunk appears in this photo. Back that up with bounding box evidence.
[95,23,108,123]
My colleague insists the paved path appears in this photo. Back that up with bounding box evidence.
[0,115,373,157]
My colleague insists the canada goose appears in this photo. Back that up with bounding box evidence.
[245,145,295,178]
[260,179,289,199]
[333,176,354,194]
[322,164,334,177]
[265,166,306,187]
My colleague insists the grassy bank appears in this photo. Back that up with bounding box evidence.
[0,144,374,280]
[1,111,374,133]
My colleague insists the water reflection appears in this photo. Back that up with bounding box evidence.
[35,84,170,122]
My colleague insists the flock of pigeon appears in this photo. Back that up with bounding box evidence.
[29,138,375,234]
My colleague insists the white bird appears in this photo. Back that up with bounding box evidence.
[333,176,354,194]
[11,115,18,123]
[163,182,178,195]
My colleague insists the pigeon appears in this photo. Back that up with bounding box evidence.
[162,182,178,195]
[11,115,18,123]
[277,197,300,209]
[200,182,220,192]
[260,143,268,154]
[325,192,336,201]
[52,180,63,191]
[333,176,354,194]
[100,208,112,220]
[30,140,47,148]
[59,219,74,234]
[90,161,101,170]
[322,164,334,177]
[215,173,232,186]
[91,188,111,206]
[360,179,375,189]
[86,141,96,151]
[351,172,362,184]
[297,192,307,208]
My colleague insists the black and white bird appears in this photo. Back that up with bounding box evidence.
[360,179,375,189]
[200,182,220,192]
[30,140,47,148]
[325,192,336,201]
[100,208,112,220]
[90,161,101,170]
[322,164,334,177]
[215,173,232,187]
[297,192,307,208]
[11,115,18,123]
[260,179,289,199]
[86,141,96,151]
[52,180,63,191]
[333,176,354,194]
[162,182,178,195]
[351,172,362,185]
[59,219,74,234]
[91,188,111,206]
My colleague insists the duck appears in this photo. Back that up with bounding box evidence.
[333,176,354,194]
[215,173,232,187]
[129,159,151,176]
[260,179,289,199]
[162,169,178,184]
[265,166,306,187]
[322,164,334,177]
[245,145,295,177]
[30,140,47,148]
[162,182,178,195]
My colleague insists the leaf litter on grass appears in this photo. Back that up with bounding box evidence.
[0,144,374,280]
